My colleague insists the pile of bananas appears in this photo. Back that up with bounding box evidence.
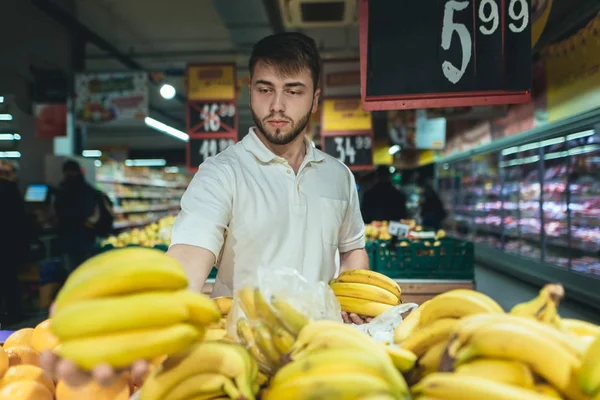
[263,320,415,399]
[330,269,402,318]
[393,285,600,400]
[139,341,261,400]
[205,297,234,342]
[233,287,309,375]
[50,248,221,370]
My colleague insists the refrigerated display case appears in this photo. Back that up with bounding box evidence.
[435,108,600,308]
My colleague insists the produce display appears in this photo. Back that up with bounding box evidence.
[101,216,176,248]
[365,220,446,242]
[1,247,599,399]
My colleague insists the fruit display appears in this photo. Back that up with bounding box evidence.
[50,247,220,370]
[101,216,176,248]
[365,220,447,242]
[330,270,403,318]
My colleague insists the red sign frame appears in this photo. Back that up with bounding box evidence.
[358,0,531,111]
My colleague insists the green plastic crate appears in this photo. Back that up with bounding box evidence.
[372,238,474,280]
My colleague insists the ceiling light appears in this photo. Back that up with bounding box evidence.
[0,96,4,103]
[125,159,167,167]
[389,166,396,173]
[144,117,189,142]
[566,129,595,141]
[388,145,401,155]
[82,150,102,158]
[94,160,102,167]
[0,114,13,121]
[0,133,18,141]
[160,84,176,100]
[165,166,180,173]
[0,151,21,158]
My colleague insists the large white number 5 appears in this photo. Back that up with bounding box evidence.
[441,1,472,85]
[508,0,528,33]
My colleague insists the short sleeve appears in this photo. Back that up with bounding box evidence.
[170,157,233,259]
[338,170,366,253]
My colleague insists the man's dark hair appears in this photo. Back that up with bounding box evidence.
[249,32,321,91]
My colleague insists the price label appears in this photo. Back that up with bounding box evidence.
[187,135,236,169]
[360,0,531,110]
[187,101,236,134]
[388,221,410,238]
[323,134,373,170]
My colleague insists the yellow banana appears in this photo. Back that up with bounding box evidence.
[413,373,556,400]
[455,358,535,388]
[510,283,564,327]
[290,321,409,395]
[254,289,280,328]
[139,342,255,400]
[335,269,402,299]
[166,373,242,400]
[264,373,397,400]
[57,323,202,371]
[383,345,416,372]
[205,328,229,341]
[336,296,394,317]
[252,322,282,367]
[577,332,600,395]
[51,291,189,340]
[256,371,269,387]
[416,339,448,375]
[237,319,271,370]
[562,319,600,337]
[400,318,458,357]
[237,286,258,319]
[394,304,424,344]
[448,313,584,358]
[453,321,580,392]
[272,348,397,389]
[213,296,233,316]
[358,395,397,400]
[54,248,188,310]
[418,290,503,326]
[272,326,295,355]
[330,282,400,305]
[208,318,228,330]
[270,295,310,336]
[534,384,563,398]
[174,290,221,326]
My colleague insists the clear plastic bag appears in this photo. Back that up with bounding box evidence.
[227,265,342,375]
[353,302,419,344]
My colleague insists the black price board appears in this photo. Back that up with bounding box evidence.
[323,133,374,171]
[186,134,236,171]
[187,100,237,135]
[359,0,532,110]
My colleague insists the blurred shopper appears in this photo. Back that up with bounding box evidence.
[362,165,408,223]
[420,182,447,231]
[54,160,99,271]
[0,161,28,323]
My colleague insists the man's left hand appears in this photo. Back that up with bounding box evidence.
[341,311,373,325]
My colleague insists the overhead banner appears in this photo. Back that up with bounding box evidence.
[75,72,148,125]
[187,64,236,101]
[322,60,361,97]
[322,98,372,133]
[544,11,600,123]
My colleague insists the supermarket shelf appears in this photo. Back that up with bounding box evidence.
[98,176,187,188]
[475,242,600,311]
[113,204,180,214]
[114,217,170,229]
[107,192,182,200]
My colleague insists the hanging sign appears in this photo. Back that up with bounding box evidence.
[186,134,237,172]
[322,98,372,133]
[322,131,374,171]
[359,0,532,110]
[187,100,237,135]
[186,64,236,101]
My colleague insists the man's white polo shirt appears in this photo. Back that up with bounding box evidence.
[171,128,365,297]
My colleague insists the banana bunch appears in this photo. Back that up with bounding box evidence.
[234,286,307,375]
[330,270,402,318]
[578,332,600,398]
[51,248,221,370]
[139,341,260,400]
[510,283,565,327]
[263,320,412,399]
[205,297,234,342]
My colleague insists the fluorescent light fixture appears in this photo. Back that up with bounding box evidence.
[160,84,176,100]
[0,96,4,103]
[164,166,180,173]
[125,159,167,167]
[0,151,21,158]
[0,133,18,141]
[0,114,13,121]
[567,129,595,141]
[388,145,401,155]
[82,150,102,158]
[541,137,565,147]
[389,166,396,173]
[501,146,519,156]
[94,160,102,167]
[144,117,189,142]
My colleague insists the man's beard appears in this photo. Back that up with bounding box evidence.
[251,105,313,146]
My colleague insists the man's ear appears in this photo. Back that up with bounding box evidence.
[312,89,321,113]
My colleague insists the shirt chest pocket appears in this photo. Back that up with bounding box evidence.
[320,197,348,247]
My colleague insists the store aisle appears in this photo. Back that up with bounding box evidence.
[475,265,600,325]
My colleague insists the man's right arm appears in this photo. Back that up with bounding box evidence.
[168,157,234,292]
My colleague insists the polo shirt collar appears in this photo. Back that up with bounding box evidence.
[242,127,325,164]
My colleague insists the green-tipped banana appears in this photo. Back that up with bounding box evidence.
[577,333,600,395]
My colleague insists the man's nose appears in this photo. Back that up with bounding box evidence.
[270,91,285,114]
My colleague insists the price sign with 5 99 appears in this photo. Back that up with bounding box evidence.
[441,0,529,85]
[188,101,236,134]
